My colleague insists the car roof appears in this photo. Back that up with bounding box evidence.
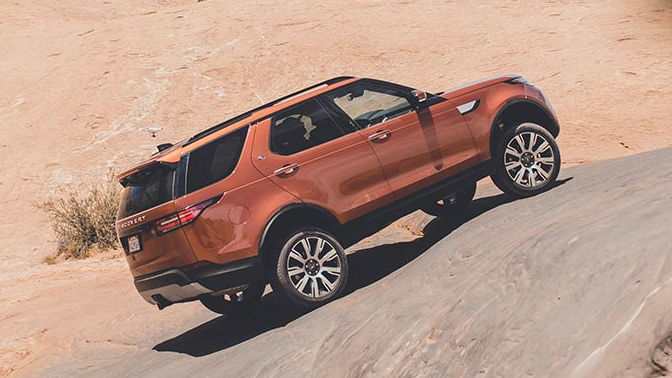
[118,76,359,180]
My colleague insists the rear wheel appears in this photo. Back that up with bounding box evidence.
[420,182,476,217]
[199,281,265,315]
[270,228,348,308]
[491,122,561,197]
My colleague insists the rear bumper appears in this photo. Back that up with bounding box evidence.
[133,257,263,307]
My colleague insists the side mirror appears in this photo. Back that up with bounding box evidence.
[411,89,427,106]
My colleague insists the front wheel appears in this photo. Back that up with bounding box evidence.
[491,122,561,197]
[270,228,348,308]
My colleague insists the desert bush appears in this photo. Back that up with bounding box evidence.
[38,176,120,261]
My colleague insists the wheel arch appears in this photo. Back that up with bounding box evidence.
[489,98,559,157]
[258,203,342,269]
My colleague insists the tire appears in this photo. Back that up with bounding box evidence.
[199,281,265,315]
[420,182,476,217]
[491,122,561,197]
[269,228,348,308]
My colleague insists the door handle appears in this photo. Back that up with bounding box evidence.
[368,130,391,142]
[273,163,299,176]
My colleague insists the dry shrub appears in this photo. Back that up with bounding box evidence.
[38,176,121,261]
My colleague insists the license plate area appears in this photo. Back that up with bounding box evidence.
[127,234,142,254]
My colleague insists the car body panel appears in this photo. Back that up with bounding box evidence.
[445,82,526,160]
[174,125,299,266]
[408,97,481,193]
[439,74,519,99]
[355,111,435,200]
[116,200,198,277]
[250,117,394,224]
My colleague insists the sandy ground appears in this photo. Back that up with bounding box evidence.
[1,0,671,376]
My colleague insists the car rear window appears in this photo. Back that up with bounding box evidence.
[118,165,175,219]
[185,126,247,194]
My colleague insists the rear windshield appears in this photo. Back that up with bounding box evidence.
[118,165,175,219]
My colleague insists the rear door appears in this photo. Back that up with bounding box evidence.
[251,98,393,223]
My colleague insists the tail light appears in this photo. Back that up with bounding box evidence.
[152,195,222,235]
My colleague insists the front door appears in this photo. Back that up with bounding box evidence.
[251,98,394,223]
[322,81,436,200]
[323,80,480,201]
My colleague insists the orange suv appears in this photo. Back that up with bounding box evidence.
[116,76,560,313]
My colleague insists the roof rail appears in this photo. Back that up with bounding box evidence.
[264,76,354,108]
[184,76,354,146]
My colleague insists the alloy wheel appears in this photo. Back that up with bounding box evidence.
[286,236,342,298]
[504,131,556,188]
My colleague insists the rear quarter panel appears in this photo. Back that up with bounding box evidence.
[176,125,299,265]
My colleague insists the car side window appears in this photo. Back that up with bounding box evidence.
[326,83,414,129]
[185,127,247,194]
[271,99,345,155]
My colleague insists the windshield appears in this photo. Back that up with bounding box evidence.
[118,165,175,219]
